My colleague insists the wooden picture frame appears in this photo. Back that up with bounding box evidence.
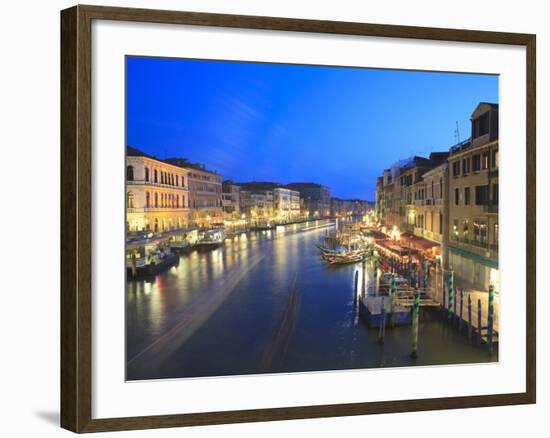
[61,4,536,433]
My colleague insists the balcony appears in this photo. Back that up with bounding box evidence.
[450,235,498,252]
[127,180,189,190]
[127,207,191,213]
[482,204,498,213]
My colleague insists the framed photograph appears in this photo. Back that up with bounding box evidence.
[60,4,536,433]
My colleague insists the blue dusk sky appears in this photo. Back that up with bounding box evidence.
[126,56,498,200]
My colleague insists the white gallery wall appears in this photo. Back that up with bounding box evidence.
[0,0,546,437]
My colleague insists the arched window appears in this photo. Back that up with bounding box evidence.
[154,218,159,232]
[154,192,158,208]
[145,167,150,182]
[127,191,134,208]
[176,175,179,186]
[145,192,150,208]
[154,169,158,183]
[126,165,134,181]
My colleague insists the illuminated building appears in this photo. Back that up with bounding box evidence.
[447,103,499,291]
[126,146,191,232]
[285,182,331,219]
[165,158,223,229]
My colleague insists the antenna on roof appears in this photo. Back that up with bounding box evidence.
[454,121,460,143]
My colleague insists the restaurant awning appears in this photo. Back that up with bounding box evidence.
[401,232,440,251]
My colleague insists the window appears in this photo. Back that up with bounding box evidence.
[473,220,488,243]
[127,191,134,208]
[439,177,443,199]
[145,167,149,182]
[154,192,158,208]
[482,151,490,170]
[492,183,499,206]
[473,113,489,138]
[472,154,481,172]
[494,223,499,244]
[462,157,470,174]
[146,192,150,208]
[464,187,471,205]
[462,220,469,240]
[453,219,459,238]
[491,149,499,169]
[176,175,179,186]
[154,169,158,183]
[454,188,460,206]
[475,185,489,205]
[452,161,460,177]
[126,165,134,181]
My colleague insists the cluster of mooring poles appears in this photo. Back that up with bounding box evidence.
[354,256,496,359]
[355,260,423,359]
[440,270,497,354]
[388,258,431,290]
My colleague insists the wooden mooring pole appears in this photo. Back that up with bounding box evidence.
[487,285,495,354]
[447,271,454,320]
[390,274,396,328]
[477,298,482,344]
[354,270,359,296]
[453,286,457,325]
[378,297,386,344]
[411,288,420,359]
[441,279,446,313]
[467,294,472,340]
[361,259,367,296]
[459,289,464,332]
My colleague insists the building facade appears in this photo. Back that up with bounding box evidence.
[377,154,448,233]
[375,102,499,291]
[222,181,242,220]
[126,147,191,232]
[166,159,223,229]
[273,187,301,221]
[447,103,499,291]
[286,183,331,219]
[416,162,448,245]
[331,198,373,218]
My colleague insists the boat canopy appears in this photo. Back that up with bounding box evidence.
[203,229,224,235]
[161,227,198,236]
[126,235,169,249]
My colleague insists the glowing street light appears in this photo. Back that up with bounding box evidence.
[390,225,401,241]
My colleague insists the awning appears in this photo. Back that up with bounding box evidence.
[400,232,440,251]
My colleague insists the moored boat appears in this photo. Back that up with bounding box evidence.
[126,236,179,279]
[196,229,225,249]
[163,227,199,253]
[321,249,366,264]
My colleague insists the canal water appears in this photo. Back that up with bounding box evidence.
[126,220,496,381]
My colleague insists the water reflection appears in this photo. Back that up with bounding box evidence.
[126,219,494,380]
